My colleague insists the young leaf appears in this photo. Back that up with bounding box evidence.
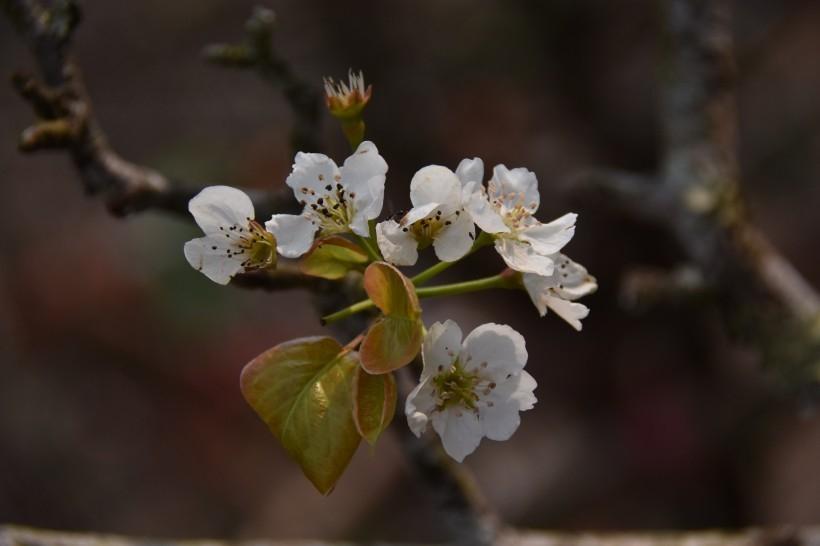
[360,262,423,373]
[240,336,360,495]
[299,236,369,280]
[352,368,397,445]
[364,261,421,317]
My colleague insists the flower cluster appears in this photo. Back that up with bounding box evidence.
[185,140,596,464]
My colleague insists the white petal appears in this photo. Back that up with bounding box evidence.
[432,409,483,462]
[461,323,528,381]
[522,273,552,316]
[455,157,484,185]
[285,152,341,201]
[376,219,418,266]
[184,236,244,285]
[342,140,388,222]
[405,378,437,437]
[348,209,371,237]
[551,253,598,299]
[488,370,538,413]
[189,186,255,236]
[265,214,318,258]
[545,295,590,331]
[421,320,463,380]
[479,401,521,442]
[432,209,474,262]
[463,181,510,234]
[410,165,462,214]
[523,271,592,330]
[491,164,540,211]
[403,202,440,226]
[495,238,555,276]
[518,213,577,256]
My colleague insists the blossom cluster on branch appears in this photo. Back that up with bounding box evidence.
[183,71,597,492]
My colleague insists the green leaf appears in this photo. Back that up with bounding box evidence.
[299,236,369,280]
[240,336,361,494]
[353,368,396,445]
[364,261,421,317]
[360,262,423,373]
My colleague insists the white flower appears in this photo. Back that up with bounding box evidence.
[184,186,276,285]
[463,163,576,276]
[522,253,598,331]
[405,320,537,462]
[266,140,388,258]
[323,69,372,117]
[376,162,476,266]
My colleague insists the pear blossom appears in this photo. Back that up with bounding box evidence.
[184,186,276,285]
[324,69,372,118]
[405,320,537,462]
[522,253,598,331]
[462,161,576,276]
[266,140,388,258]
[376,164,475,266]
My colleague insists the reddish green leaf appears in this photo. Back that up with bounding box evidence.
[299,236,369,280]
[363,261,421,317]
[360,262,423,373]
[240,336,360,494]
[353,368,397,445]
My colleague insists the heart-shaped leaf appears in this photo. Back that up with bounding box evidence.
[363,261,421,317]
[360,262,423,373]
[353,368,396,445]
[240,336,360,494]
[299,236,369,280]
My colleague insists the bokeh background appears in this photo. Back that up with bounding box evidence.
[2,0,819,541]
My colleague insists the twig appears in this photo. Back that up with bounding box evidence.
[395,366,501,546]
[568,0,820,381]
[4,524,820,546]
[203,6,321,156]
[2,1,503,539]
[3,0,297,219]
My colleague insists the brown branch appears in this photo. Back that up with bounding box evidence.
[203,6,322,155]
[396,366,501,546]
[568,0,820,382]
[2,0,297,220]
[2,2,502,540]
[4,525,820,546]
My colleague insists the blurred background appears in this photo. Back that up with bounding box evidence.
[1,0,819,542]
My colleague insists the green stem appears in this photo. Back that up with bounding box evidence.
[415,274,513,298]
[355,234,382,262]
[411,231,494,286]
[321,273,517,325]
[321,298,375,326]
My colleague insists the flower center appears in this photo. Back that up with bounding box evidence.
[432,361,480,410]
[219,219,276,269]
[300,181,357,234]
[486,182,538,233]
[405,209,459,248]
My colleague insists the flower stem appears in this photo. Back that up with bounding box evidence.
[411,231,494,286]
[415,274,515,298]
[355,234,382,262]
[321,272,517,325]
[320,298,375,325]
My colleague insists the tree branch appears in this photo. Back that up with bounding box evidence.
[4,525,820,546]
[2,0,298,219]
[567,0,820,381]
[203,6,322,156]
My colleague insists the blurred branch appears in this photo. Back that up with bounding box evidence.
[396,366,501,546]
[203,6,321,155]
[4,525,820,546]
[2,4,496,540]
[620,265,708,312]
[568,0,820,381]
[2,0,297,220]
